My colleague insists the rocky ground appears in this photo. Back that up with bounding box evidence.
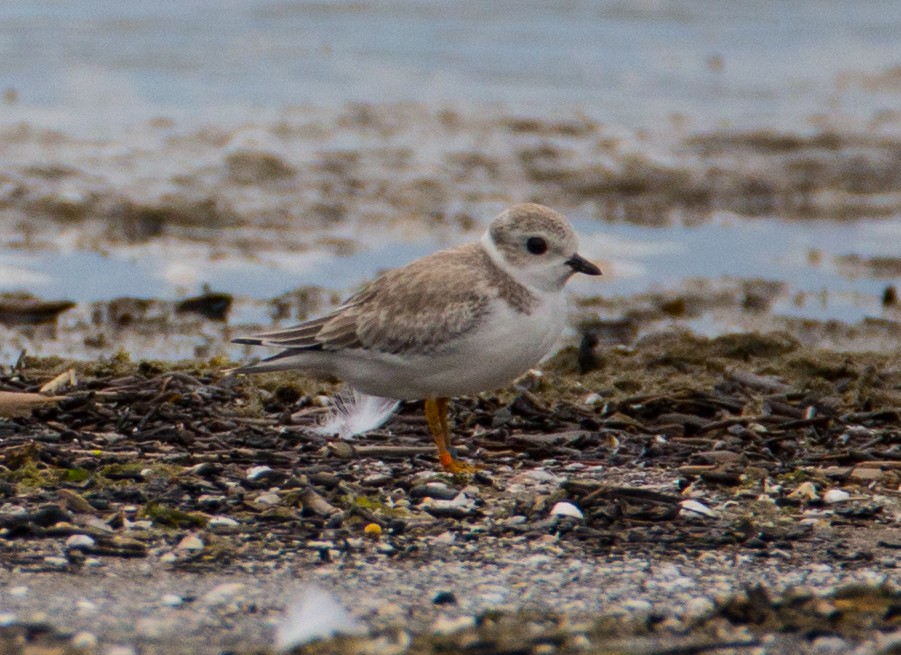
[0,330,899,654]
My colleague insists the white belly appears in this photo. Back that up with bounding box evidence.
[328,291,568,399]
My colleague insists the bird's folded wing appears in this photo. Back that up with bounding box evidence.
[237,245,495,356]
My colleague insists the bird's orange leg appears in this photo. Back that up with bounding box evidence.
[424,397,477,474]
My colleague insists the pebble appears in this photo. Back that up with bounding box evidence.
[432,615,475,635]
[209,516,240,533]
[362,473,392,486]
[255,491,281,505]
[619,599,653,613]
[159,552,178,564]
[684,596,715,618]
[550,501,584,519]
[432,591,457,605]
[103,647,137,655]
[43,556,68,569]
[71,631,98,649]
[8,585,27,597]
[823,489,851,504]
[202,582,246,606]
[789,481,819,500]
[76,599,98,614]
[421,493,476,519]
[410,482,459,501]
[246,465,272,481]
[811,636,850,654]
[65,534,97,550]
[160,594,183,607]
[679,499,718,518]
[510,469,562,485]
[177,534,204,551]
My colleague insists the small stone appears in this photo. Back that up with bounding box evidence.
[679,499,718,518]
[684,596,715,618]
[202,582,246,606]
[246,465,272,481]
[570,633,591,650]
[363,523,382,538]
[84,558,103,568]
[160,594,183,607]
[550,502,584,519]
[44,556,68,569]
[76,600,98,614]
[103,647,137,655]
[177,534,204,551]
[0,613,16,626]
[849,468,885,483]
[810,636,849,654]
[789,481,819,500]
[71,631,98,649]
[209,516,240,532]
[256,492,281,505]
[432,531,456,545]
[432,615,474,635]
[65,534,96,550]
[135,617,168,639]
[619,599,653,613]
[8,586,27,597]
[362,473,392,486]
[159,552,178,564]
[410,482,459,501]
[421,493,476,519]
[433,591,457,605]
[823,489,851,504]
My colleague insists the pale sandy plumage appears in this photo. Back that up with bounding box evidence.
[234,203,601,470]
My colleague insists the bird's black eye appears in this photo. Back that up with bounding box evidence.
[526,236,548,255]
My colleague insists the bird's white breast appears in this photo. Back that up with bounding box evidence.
[329,288,568,399]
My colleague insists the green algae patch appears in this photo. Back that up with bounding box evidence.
[140,501,209,529]
[540,329,900,411]
[346,494,412,519]
[100,463,146,480]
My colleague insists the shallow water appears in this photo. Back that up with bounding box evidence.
[2,213,897,322]
[2,1,900,133]
[1,2,899,360]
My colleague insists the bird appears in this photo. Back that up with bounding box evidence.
[232,203,601,472]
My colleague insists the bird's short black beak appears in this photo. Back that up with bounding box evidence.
[565,253,602,276]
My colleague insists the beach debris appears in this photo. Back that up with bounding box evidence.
[0,296,75,326]
[0,391,65,417]
[175,291,233,321]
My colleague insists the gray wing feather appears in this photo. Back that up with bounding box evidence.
[233,244,513,356]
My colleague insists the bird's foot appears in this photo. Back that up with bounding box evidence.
[439,451,480,475]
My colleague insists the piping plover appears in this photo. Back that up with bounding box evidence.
[233,203,601,472]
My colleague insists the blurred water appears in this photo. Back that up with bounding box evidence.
[1,1,900,134]
[1,0,899,359]
[2,214,897,324]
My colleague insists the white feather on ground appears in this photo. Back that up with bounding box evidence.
[275,585,365,651]
[313,388,400,440]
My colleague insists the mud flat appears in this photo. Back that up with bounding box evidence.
[0,331,898,654]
